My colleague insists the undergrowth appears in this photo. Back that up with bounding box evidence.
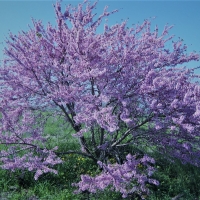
[0,115,200,199]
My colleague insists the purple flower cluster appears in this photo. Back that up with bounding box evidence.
[0,109,62,179]
[73,154,159,199]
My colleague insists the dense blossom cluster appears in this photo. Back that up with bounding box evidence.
[0,0,200,198]
[0,108,62,180]
[73,154,159,199]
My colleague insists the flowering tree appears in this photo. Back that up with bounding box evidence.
[0,0,200,198]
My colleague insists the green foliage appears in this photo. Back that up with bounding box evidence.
[147,157,200,200]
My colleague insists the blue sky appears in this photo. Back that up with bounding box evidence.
[0,0,200,73]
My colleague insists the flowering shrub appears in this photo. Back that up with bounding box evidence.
[0,0,200,199]
[73,154,159,199]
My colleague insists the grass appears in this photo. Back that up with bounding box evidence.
[148,155,200,199]
[0,114,200,199]
[1,150,200,199]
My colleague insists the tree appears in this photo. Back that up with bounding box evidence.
[0,0,200,198]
